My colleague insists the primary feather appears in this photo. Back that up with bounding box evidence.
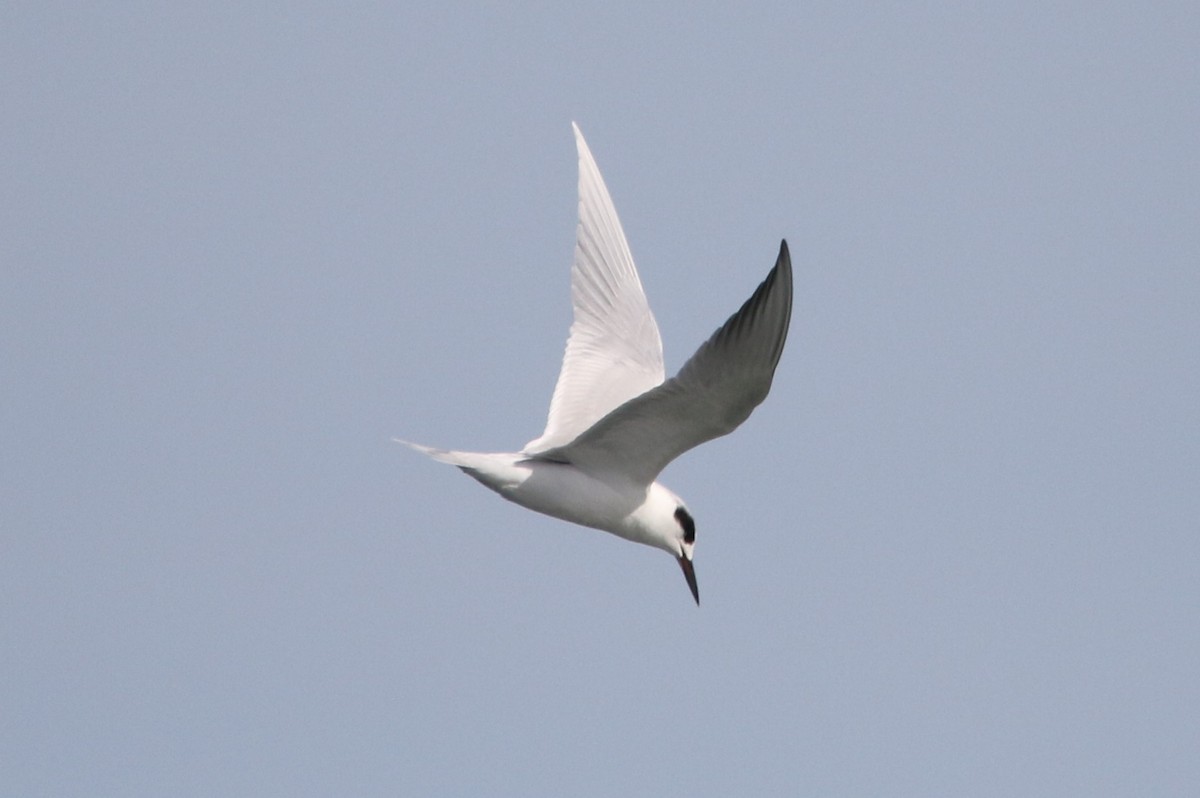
[524,123,665,454]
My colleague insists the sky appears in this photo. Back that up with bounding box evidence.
[3,3,1198,795]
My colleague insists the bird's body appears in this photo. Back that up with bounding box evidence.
[403,123,793,604]
[407,443,685,553]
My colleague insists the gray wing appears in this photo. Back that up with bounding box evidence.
[542,240,793,486]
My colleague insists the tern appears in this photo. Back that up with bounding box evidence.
[403,123,793,604]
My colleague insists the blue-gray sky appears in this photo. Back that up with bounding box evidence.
[4,4,1198,795]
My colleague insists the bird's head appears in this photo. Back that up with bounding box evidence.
[636,483,699,605]
[624,480,700,604]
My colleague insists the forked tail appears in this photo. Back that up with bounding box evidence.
[393,439,472,466]
[394,439,523,472]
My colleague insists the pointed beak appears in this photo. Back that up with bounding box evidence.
[677,555,699,606]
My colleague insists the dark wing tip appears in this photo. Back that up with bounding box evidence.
[757,238,794,367]
[775,239,793,285]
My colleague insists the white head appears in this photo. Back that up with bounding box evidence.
[631,482,699,605]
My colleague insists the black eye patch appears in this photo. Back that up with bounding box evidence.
[674,506,696,544]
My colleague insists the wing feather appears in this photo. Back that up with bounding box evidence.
[542,241,793,486]
[524,123,665,453]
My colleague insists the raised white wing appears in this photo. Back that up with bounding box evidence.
[524,123,665,454]
[541,241,793,487]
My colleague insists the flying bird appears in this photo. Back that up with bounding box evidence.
[403,123,793,604]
